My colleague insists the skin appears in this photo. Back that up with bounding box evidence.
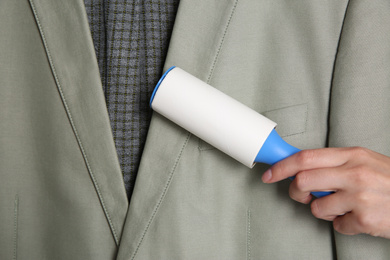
[262,147,390,239]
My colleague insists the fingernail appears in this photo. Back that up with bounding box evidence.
[262,169,272,183]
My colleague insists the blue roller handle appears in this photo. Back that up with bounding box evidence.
[256,129,332,198]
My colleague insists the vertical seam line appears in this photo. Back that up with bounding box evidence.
[131,133,191,260]
[247,208,251,260]
[28,0,119,245]
[207,0,240,83]
[13,195,19,260]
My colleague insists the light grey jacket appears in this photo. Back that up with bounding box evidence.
[1,0,390,259]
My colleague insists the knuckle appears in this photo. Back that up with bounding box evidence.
[295,171,310,192]
[332,219,353,235]
[288,189,311,204]
[352,165,371,185]
[355,191,372,205]
[288,187,298,201]
[333,217,359,236]
[356,212,375,230]
[333,219,341,232]
[351,146,371,158]
[288,185,304,203]
[296,150,316,166]
[310,201,322,218]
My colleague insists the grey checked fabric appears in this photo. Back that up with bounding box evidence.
[84,0,180,199]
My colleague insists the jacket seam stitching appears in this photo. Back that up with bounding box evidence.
[247,208,251,260]
[28,0,119,245]
[131,133,191,260]
[207,0,240,83]
[13,195,19,260]
[269,103,308,138]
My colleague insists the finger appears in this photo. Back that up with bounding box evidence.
[263,148,352,183]
[288,185,312,204]
[310,191,353,221]
[333,212,361,236]
[288,167,346,201]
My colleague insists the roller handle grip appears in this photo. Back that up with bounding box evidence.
[256,129,332,198]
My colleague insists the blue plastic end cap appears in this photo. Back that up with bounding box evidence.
[257,129,333,198]
[255,129,300,165]
[150,66,176,108]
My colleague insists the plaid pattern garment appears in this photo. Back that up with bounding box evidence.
[84,0,180,199]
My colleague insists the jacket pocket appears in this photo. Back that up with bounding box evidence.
[198,103,308,151]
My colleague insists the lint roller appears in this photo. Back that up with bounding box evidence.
[150,66,331,198]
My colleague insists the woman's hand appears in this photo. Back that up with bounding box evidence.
[262,147,390,238]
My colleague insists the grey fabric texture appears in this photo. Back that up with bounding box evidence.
[84,0,180,199]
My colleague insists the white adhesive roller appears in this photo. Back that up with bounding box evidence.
[150,66,332,198]
[151,66,275,168]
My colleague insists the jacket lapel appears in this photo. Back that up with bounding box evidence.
[116,0,239,258]
[28,0,128,245]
